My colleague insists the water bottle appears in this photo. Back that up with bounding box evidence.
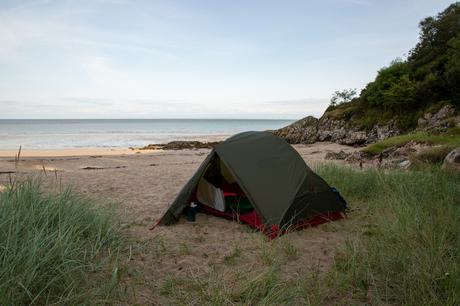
[187,201,197,222]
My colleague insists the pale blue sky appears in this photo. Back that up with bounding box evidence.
[0,0,454,119]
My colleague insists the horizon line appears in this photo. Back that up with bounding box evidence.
[0,117,297,120]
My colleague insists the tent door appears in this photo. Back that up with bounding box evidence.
[196,177,226,212]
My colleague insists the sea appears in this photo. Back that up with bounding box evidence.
[0,119,294,149]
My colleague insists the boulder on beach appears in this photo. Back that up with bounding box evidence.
[442,147,460,171]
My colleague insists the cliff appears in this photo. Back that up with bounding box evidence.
[274,105,459,146]
[276,3,460,147]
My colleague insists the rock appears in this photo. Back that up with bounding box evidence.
[345,151,367,163]
[274,102,427,147]
[375,140,424,162]
[339,131,368,146]
[442,147,460,171]
[325,150,349,160]
[275,103,457,148]
[273,116,318,144]
[398,159,411,169]
[380,147,396,158]
[434,105,455,121]
[417,105,458,130]
[370,121,400,142]
[316,117,346,142]
[274,112,402,147]
[139,141,221,150]
[392,140,419,157]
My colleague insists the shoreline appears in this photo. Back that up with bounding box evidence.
[0,135,231,158]
[0,147,156,158]
[0,142,359,162]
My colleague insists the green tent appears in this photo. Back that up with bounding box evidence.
[157,131,346,237]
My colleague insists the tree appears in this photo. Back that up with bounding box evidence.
[328,3,460,130]
[330,88,357,107]
[444,33,460,104]
[361,60,414,110]
[409,2,460,69]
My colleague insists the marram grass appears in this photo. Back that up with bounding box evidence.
[0,179,121,305]
[154,165,460,305]
[4,166,458,305]
[317,164,460,305]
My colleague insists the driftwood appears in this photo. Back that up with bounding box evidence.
[81,166,127,170]
[0,171,16,174]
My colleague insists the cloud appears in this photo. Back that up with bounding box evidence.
[338,0,373,6]
[0,4,179,59]
[1,0,438,119]
[0,96,328,119]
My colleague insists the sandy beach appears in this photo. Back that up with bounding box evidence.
[0,147,150,158]
[2,1,458,303]
[0,142,359,303]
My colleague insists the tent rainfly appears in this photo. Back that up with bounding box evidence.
[156,131,347,238]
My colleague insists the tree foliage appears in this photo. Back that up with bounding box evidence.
[331,2,460,130]
[330,88,357,107]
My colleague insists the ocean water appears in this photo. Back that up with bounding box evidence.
[0,119,293,149]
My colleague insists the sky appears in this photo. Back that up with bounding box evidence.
[0,0,455,119]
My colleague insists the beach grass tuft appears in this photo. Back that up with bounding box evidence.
[317,164,460,305]
[156,165,460,305]
[0,178,121,305]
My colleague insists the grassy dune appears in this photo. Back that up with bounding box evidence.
[0,180,121,305]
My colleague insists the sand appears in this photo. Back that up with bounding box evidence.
[0,142,360,303]
[0,147,151,158]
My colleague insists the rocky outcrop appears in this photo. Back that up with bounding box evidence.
[442,147,460,171]
[274,115,400,146]
[324,150,369,163]
[138,140,221,150]
[274,116,318,144]
[369,121,401,140]
[275,104,458,147]
[380,140,423,159]
[345,151,369,163]
[417,105,460,130]
[323,141,429,169]
[325,150,348,160]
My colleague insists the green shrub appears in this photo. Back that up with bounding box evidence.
[328,3,460,131]
[324,100,360,120]
[0,179,121,305]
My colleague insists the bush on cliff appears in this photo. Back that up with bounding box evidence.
[325,2,460,131]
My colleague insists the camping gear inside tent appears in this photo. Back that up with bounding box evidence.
[156,131,347,238]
